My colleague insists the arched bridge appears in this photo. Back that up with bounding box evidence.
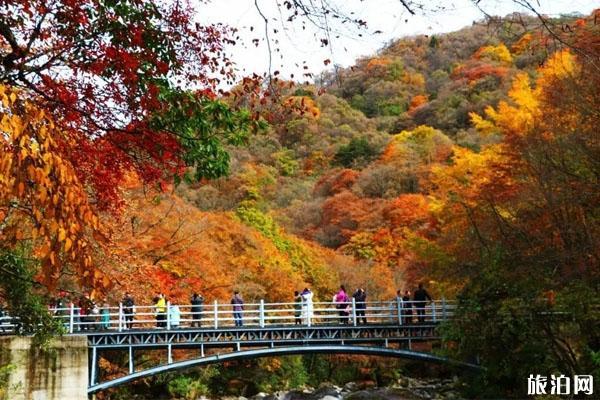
[2,298,479,395]
[86,324,479,394]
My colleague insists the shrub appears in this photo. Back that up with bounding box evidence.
[167,376,209,400]
[272,149,300,177]
[355,164,419,198]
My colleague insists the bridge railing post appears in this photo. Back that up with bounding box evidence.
[442,297,447,321]
[166,301,171,330]
[213,300,218,329]
[118,302,123,332]
[397,298,403,326]
[69,302,74,334]
[259,299,265,328]
[431,300,436,323]
[352,297,357,326]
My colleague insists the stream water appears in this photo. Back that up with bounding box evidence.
[200,378,463,400]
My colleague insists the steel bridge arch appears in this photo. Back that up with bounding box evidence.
[88,345,481,394]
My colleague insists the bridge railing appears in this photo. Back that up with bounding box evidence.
[0,299,455,333]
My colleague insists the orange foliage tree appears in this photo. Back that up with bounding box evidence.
[106,178,341,304]
[408,94,428,114]
[431,49,599,287]
[0,84,107,292]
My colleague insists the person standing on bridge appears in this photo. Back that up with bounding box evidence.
[301,288,314,325]
[294,291,302,325]
[190,293,204,327]
[169,303,181,329]
[155,294,167,328]
[100,300,111,330]
[413,284,432,323]
[231,291,244,327]
[402,290,413,324]
[353,288,367,325]
[55,293,69,329]
[122,292,135,330]
[335,285,350,324]
[79,294,95,331]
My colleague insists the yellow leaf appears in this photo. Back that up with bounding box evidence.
[58,228,67,242]
[65,237,73,252]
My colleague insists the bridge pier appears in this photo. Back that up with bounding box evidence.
[0,335,88,400]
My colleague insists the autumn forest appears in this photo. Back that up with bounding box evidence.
[0,1,599,398]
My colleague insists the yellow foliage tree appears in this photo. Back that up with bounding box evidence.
[471,50,577,138]
[475,43,513,64]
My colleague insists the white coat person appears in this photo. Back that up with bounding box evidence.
[300,288,314,325]
[168,304,181,329]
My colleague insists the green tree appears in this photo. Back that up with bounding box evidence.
[334,137,378,168]
[0,249,62,343]
[429,35,440,48]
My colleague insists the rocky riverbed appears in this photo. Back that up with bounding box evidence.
[202,378,463,400]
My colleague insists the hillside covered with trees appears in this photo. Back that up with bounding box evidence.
[1,3,598,398]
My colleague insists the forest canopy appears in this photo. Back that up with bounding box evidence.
[0,2,599,397]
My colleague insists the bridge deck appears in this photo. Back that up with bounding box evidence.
[84,322,452,393]
[85,323,439,348]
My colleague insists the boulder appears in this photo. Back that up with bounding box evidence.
[356,380,377,390]
[283,390,312,400]
[344,390,386,400]
[313,385,341,398]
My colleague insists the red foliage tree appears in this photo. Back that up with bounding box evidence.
[313,169,360,197]
[0,0,252,211]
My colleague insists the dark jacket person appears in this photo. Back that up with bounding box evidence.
[190,293,204,327]
[413,284,432,323]
[352,288,367,325]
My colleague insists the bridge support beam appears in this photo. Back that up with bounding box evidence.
[129,346,134,374]
[88,344,482,394]
[90,346,97,386]
[0,335,88,400]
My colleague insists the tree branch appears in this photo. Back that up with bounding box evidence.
[0,18,23,70]
[254,0,272,80]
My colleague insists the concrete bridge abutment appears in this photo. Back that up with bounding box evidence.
[0,335,88,400]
